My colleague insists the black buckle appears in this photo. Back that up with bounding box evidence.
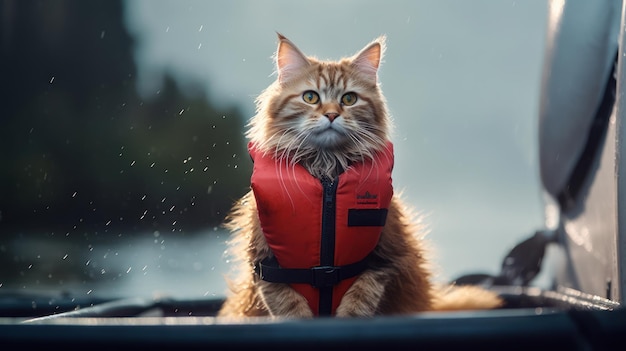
[311,266,339,288]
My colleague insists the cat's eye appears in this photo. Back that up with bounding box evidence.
[341,92,358,106]
[302,90,320,104]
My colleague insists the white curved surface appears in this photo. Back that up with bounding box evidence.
[538,0,620,198]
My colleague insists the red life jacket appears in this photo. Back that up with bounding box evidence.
[249,141,394,316]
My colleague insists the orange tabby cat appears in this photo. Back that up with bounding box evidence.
[218,33,502,318]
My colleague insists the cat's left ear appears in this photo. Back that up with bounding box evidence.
[275,33,310,84]
[351,36,386,83]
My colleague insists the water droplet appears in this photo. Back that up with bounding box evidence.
[198,24,203,32]
[49,76,55,84]
[62,254,68,260]
[179,109,185,115]
[72,191,77,198]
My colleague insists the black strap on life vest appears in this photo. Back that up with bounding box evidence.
[254,255,371,289]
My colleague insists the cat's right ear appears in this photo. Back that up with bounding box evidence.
[275,33,310,84]
[351,36,386,84]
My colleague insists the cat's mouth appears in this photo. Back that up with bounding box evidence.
[313,121,345,135]
[322,123,342,132]
[314,117,346,132]
[305,117,349,148]
[310,128,347,148]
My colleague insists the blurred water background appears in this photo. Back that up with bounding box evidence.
[0,0,550,300]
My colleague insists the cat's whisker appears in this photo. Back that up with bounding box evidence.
[357,127,385,146]
[343,135,378,180]
[292,131,313,160]
[270,126,299,158]
[275,152,298,212]
[280,129,307,162]
[345,130,376,158]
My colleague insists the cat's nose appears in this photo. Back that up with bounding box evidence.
[324,112,339,122]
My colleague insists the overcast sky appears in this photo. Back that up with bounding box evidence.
[123,0,549,283]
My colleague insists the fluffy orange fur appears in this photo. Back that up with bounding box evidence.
[217,34,502,318]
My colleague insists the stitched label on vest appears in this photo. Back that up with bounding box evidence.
[356,191,379,205]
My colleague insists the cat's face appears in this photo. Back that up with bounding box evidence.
[248,34,390,177]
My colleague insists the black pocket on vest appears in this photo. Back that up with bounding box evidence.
[347,208,388,226]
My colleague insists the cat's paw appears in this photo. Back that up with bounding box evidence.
[278,304,315,319]
[335,270,388,317]
[258,281,315,318]
[335,301,377,318]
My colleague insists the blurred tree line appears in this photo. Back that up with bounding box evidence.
[0,0,252,236]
